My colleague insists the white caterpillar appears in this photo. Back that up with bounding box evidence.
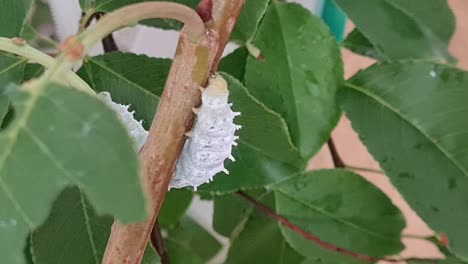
[99,75,240,191]
[169,75,241,190]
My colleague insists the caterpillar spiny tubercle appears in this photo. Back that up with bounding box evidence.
[99,92,148,151]
[99,74,240,191]
[169,74,241,191]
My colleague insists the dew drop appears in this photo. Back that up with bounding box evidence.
[430,71,437,77]
[8,219,16,226]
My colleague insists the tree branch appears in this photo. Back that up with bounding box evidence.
[101,1,246,263]
[102,28,218,264]
[327,138,345,168]
[210,0,247,72]
[236,191,444,263]
[150,219,170,264]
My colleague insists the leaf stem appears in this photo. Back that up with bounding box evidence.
[327,138,345,168]
[327,138,384,174]
[79,2,205,51]
[346,165,384,174]
[0,37,92,93]
[236,191,387,262]
[150,219,170,264]
[237,191,444,263]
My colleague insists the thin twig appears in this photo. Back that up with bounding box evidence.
[151,219,170,264]
[80,2,206,51]
[0,37,92,92]
[236,191,443,263]
[327,138,345,168]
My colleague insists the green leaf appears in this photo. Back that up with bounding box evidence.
[0,94,8,126]
[80,0,94,12]
[340,62,468,259]
[0,82,146,264]
[199,73,304,194]
[159,189,193,229]
[77,53,171,129]
[272,170,405,260]
[141,245,162,264]
[166,216,222,264]
[341,29,386,60]
[23,64,45,82]
[225,193,304,264]
[213,194,252,238]
[218,47,249,82]
[31,187,113,264]
[335,0,455,61]
[231,0,270,43]
[0,0,34,37]
[245,2,343,159]
[212,190,267,238]
[0,53,27,86]
[0,53,27,128]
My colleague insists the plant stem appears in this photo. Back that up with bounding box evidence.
[327,138,345,168]
[0,37,92,93]
[101,33,119,53]
[346,165,384,174]
[237,191,443,263]
[236,191,386,262]
[402,234,432,240]
[210,0,247,72]
[101,1,246,263]
[79,2,205,51]
[150,219,170,264]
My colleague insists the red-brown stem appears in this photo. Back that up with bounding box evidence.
[236,191,408,263]
[151,219,170,264]
[327,138,345,168]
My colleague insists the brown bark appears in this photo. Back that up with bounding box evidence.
[102,1,246,263]
[102,29,218,264]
